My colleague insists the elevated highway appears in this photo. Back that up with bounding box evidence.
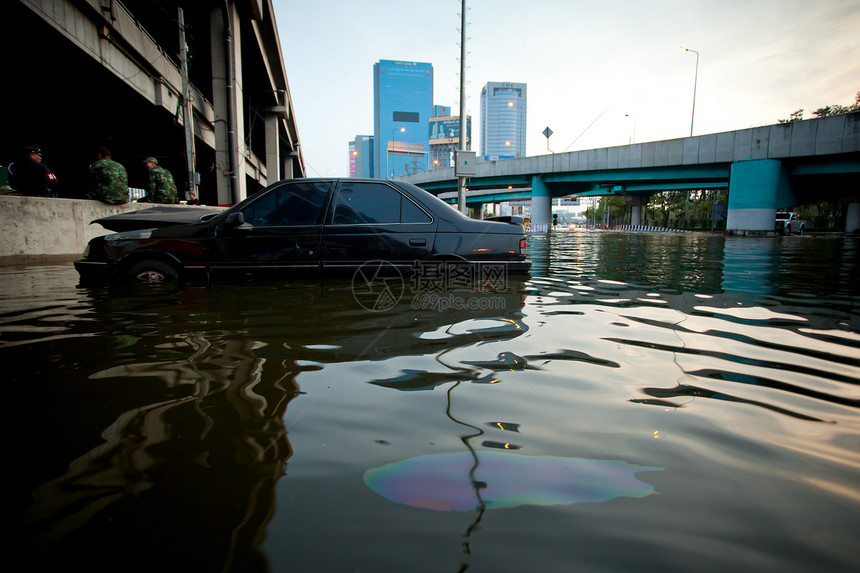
[398,113,860,234]
[4,0,303,206]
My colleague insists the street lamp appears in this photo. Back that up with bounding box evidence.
[624,114,636,144]
[681,46,699,137]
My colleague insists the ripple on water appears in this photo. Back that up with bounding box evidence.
[5,236,860,573]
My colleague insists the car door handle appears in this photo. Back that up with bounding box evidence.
[409,238,426,247]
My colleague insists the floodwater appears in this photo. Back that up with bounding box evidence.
[7,231,860,572]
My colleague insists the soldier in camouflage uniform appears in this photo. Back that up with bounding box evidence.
[141,156,178,204]
[87,147,128,204]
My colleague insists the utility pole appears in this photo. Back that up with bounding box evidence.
[178,8,197,199]
[457,0,467,214]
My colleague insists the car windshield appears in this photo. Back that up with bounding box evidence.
[775,213,789,220]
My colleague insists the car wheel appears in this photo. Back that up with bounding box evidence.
[127,260,179,283]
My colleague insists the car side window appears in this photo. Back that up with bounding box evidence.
[402,196,432,223]
[332,182,401,225]
[241,182,329,226]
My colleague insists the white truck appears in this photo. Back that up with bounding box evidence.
[774,211,806,235]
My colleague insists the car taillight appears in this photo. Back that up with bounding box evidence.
[520,238,527,252]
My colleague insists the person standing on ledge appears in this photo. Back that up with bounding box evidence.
[87,147,128,204]
[140,156,177,204]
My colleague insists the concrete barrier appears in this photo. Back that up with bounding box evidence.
[615,224,691,233]
[0,196,222,263]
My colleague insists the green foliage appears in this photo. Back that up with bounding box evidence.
[582,190,726,230]
[795,201,845,231]
[779,109,805,123]
[779,91,859,123]
[643,189,726,229]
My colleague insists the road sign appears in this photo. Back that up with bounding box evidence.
[543,127,553,139]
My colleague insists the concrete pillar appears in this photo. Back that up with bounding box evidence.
[631,205,642,226]
[530,176,552,233]
[210,4,247,206]
[265,114,280,185]
[846,202,860,233]
[283,154,295,180]
[726,159,790,235]
[624,195,648,226]
[474,203,484,220]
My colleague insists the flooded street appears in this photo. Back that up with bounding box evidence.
[8,231,860,572]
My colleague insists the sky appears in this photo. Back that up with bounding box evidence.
[272,0,860,178]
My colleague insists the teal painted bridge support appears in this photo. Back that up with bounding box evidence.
[531,176,552,232]
[726,159,792,235]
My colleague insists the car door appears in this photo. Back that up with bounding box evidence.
[208,180,331,277]
[321,180,436,273]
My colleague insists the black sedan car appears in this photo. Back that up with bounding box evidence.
[74,178,531,283]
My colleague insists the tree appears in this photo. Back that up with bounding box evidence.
[812,95,860,117]
[779,109,804,123]
[779,91,859,122]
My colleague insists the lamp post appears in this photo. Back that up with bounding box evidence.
[624,114,636,144]
[681,47,699,137]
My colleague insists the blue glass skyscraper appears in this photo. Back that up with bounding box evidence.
[374,60,433,178]
[480,81,527,160]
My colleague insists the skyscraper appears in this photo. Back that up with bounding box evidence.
[349,135,374,178]
[374,60,433,178]
[480,81,527,161]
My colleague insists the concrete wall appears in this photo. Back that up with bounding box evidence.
[0,196,217,263]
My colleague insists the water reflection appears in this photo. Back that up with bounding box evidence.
[18,295,303,570]
[6,230,860,573]
[10,272,527,571]
[533,229,860,300]
[530,230,727,293]
[722,236,778,294]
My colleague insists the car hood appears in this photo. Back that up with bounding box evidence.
[92,206,225,232]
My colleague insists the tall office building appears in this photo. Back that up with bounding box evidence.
[349,135,374,178]
[374,60,433,177]
[480,81,527,161]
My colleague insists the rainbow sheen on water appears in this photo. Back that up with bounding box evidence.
[364,451,663,511]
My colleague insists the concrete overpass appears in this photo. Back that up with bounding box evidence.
[3,0,303,206]
[398,113,860,234]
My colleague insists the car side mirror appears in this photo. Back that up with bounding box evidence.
[224,212,245,227]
